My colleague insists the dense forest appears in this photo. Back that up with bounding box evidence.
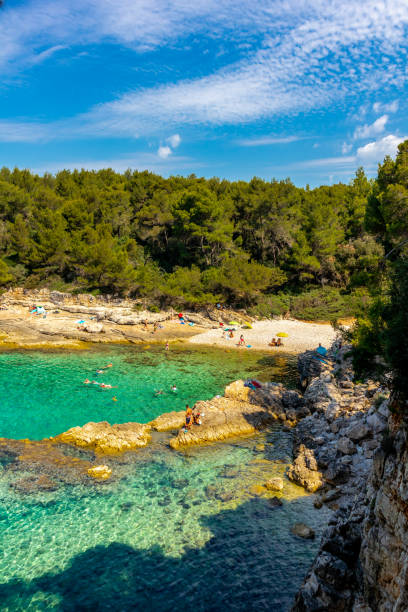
[350,140,408,405]
[0,158,388,319]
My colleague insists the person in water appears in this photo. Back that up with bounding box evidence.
[84,378,91,384]
[171,384,177,392]
[100,383,117,389]
[96,369,104,374]
[154,389,164,396]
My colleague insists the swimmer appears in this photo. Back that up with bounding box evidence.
[171,384,177,393]
[91,380,99,384]
[96,369,104,374]
[100,383,117,389]
[102,363,113,369]
[84,378,91,384]
[112,396,118,402]
[154,389,164,396]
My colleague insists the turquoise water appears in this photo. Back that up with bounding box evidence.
[0,345,296,440]
[0,347,327,611]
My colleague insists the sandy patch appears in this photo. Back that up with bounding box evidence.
[188,319,338,354]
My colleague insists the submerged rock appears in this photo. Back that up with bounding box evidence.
[290,523,315,539]
[268,497,283,508]
[249,484,268,496]
[11,474,58,494]
[265,477,284,491]
[87,465,112,480]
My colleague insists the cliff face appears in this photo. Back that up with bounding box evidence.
[292,345,408,611]
[359,421,408,611]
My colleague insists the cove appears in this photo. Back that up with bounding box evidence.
[0,346,328,611]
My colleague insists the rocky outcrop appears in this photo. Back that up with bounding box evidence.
[149,411,186,431]
[54,421,152,454]
[287,444,323,492]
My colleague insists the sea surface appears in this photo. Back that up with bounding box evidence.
[0,346,328,611]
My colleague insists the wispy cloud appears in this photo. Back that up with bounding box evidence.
[237,135,301,147]
[353,115,388,140]
[373,100,399,114]
[1,1,408,142]
[0,120,50,142]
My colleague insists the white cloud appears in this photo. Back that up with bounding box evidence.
[373,100,399,114]
[356,134,407,164]
[157,145,172,159]
[166,134,181,148]
[237,135,300,146]
[341,142,353,154]
[353,115,388,140]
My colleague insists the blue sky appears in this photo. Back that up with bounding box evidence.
[1,0,408,187]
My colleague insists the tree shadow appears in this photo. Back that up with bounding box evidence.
[0,496,323,612]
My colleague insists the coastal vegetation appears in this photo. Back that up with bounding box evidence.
[350,140,408,405]
[0,164,382,319]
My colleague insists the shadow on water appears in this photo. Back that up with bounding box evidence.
[0,497,320,612]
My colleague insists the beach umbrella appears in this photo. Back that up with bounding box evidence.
[229,320,240,325]
[276,332,288,337]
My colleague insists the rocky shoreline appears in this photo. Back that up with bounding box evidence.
[289,345,408,611]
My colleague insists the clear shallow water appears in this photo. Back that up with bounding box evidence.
[0,429,329,611]
[0,347,327,611]
[0,345,297,440]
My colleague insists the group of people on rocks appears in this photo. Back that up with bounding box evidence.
[182,403,203,432]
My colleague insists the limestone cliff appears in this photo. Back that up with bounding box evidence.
[358,419,408,611]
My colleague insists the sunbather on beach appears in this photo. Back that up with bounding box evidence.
[268,338,277,346]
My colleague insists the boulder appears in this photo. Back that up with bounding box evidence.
[337,437,357,455]
[55,421,152,454]
[366,413,387,435]
[224,380,250,402]
[346,423,370,442]
[87,465,112,480]
[265,477,284,492]
[291,523,315,539]
[287,445,324,492]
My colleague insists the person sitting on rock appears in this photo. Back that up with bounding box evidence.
[193,407,202,426]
